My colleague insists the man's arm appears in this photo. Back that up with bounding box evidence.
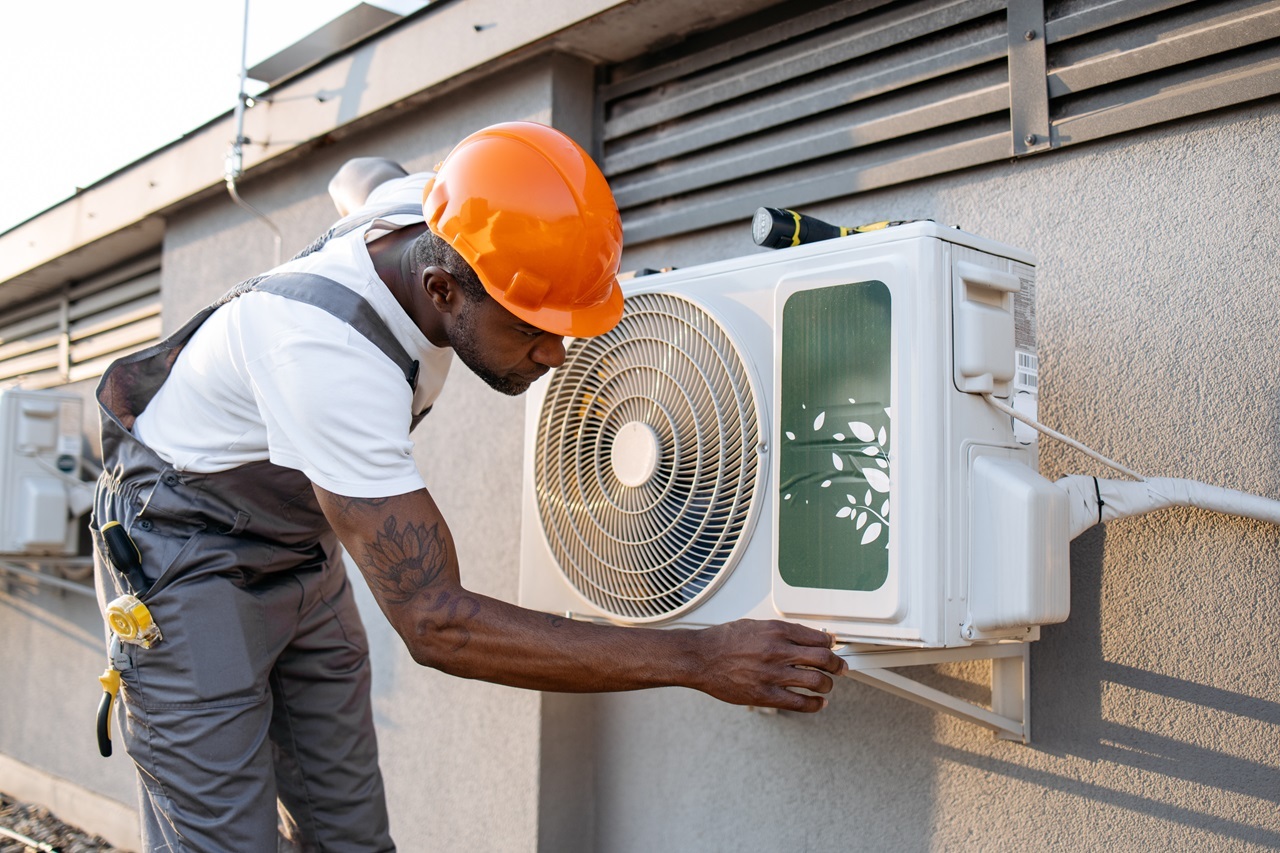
[328,157,410,217]
[315,485,846,712]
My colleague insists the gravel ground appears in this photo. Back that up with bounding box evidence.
[0,793,125,853]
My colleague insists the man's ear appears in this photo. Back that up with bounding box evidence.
[422,267,462,313]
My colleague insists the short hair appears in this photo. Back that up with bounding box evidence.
[413,230,490,305]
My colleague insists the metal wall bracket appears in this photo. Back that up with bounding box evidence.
[839,642,1031,743]
[1008,0,1052,156]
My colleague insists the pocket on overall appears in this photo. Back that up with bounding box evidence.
[118,532,272,710]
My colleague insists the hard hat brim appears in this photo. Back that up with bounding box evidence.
[492,277,624,339]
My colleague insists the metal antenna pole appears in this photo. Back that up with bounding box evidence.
[225,0,283,266]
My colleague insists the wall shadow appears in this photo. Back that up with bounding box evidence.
[1003,525,1280,845]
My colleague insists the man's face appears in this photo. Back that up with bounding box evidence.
[447,294,566,396]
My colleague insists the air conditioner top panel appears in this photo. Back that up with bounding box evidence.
[622,222,1035,289]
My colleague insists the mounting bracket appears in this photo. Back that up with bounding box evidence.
[839,642,1030,743]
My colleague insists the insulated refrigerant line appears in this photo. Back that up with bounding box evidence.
[981,393,1280,539]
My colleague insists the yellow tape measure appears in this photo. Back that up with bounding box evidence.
[106,594,163,648]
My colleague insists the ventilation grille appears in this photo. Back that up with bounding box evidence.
[599,0,1280,244]
[0,254,161,389]
[533,292,761,623]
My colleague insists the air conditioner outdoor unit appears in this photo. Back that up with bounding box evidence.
[0,388,85,556]
[518,222,1069,653]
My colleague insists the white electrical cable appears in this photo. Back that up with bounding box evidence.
[981,393,1280,537]
[977,385,1280,539]
[981,393,1145,481]
[0,823,58,853]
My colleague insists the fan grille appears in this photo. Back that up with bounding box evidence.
[534,292,761,623]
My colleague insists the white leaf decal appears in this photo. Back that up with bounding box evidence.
[784,494,792,500]
[834,433,845,441]
[877,458,888,469]
[865,489,872,505]
[850,422,875,442]
[831,453,844,471]
[878,426,887,446]
[846,494,857,504]
[837,507,852,519]
[856,512,867,530]
[862,446,879,456]
[861,522,882,545]
[849,398,857,404]
[814,412,826,430]
[884,407,892,418]
[786,431,795,441]
[821,480,832,488]
[864,468,890,493]
[881,500,890,516]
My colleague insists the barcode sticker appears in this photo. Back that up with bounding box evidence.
[1015,351,1038,394]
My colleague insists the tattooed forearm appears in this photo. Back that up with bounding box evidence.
[361,515,449,603]
[421,590,482,651]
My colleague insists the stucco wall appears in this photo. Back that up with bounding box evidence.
[580,100,1280,851]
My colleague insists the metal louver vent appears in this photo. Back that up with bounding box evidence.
[600,0,1280,245]
[533,292,762,623]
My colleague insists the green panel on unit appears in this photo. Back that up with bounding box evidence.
[778,281,892,591]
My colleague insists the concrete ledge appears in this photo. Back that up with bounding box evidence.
[0,754,138,852]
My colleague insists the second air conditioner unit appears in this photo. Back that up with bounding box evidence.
[0,388,86,556]
[518,223,1069,650]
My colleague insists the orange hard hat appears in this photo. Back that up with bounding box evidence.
[423,122,624,338]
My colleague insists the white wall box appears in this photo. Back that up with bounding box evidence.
[0,388,85,556]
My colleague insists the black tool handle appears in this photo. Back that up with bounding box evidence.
[96,689,114,757]
[752,207,848,249]
[102,521,149,595]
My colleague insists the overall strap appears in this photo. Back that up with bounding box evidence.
[97,203,425,433]
[243,272,420,389]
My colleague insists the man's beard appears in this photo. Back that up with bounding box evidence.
[447,301,530,396]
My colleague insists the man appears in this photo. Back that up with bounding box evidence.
[92,122,846,852]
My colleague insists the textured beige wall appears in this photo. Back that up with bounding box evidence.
[586,101,1280,852]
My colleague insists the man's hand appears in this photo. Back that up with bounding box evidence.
[314,486,847,714]
[690,619,847,713]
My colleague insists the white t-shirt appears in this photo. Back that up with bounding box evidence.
[133,174,452,498]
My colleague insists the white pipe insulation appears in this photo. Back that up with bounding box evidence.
[1056,475,1280,540]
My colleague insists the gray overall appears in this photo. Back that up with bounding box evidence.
[92,207,425,852]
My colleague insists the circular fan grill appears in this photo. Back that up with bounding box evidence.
[534,291,762,623]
